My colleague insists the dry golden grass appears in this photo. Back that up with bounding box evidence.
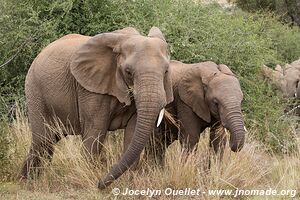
[0,109,299,199]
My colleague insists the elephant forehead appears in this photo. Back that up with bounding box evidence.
[211,75,242,95]
[195,61,219,71]
[121,36,168,56]
[212,75,238,86]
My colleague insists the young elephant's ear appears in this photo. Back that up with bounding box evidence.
[218,64,234,76]
[178,67,211,123]
[70,28,139,106]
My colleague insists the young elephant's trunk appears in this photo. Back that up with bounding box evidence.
[98,74,165,189]
[224,105,246,152]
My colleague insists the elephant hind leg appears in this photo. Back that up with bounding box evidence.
[19,139,56,179]
[19,105,61,179]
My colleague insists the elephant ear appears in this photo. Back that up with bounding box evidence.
[218,64,234,76]
[275,64,284,74]
[262,64,286,92]
[70,28,138,105]
[148,27,166,41]
[178,68,211,123]
[262,65,282,80]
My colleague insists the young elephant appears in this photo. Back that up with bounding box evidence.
[262,61,300,99]
[21,27,173,189]
[124,60,246,164]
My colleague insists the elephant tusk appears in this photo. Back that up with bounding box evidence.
[244,126,248,132]
[156,108,165,127]
[224,128,229,135]
[295,93,297,98]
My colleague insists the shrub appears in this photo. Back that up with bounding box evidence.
[232,0,300,27]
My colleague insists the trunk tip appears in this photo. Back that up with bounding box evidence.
[229,141,244,152]
[98,177,113,190]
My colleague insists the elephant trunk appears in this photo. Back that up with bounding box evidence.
[296,81,300,99]
[98,74,164,189]
[224,105,246,152]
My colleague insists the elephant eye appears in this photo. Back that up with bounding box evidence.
[165,65,170,74]
[125,68,132,77]
[213,99,218,107]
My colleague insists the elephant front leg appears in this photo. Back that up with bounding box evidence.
[79,94,111,162]
[82,127,108,161]
[177,99,203,153]
[209,122,227,162]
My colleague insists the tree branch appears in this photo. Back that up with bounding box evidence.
[0,37,33,69]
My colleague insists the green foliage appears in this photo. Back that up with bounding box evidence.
[263,20,300,63]
[233,0,277,12]
[233,0,300,26]
[0,0,299,155]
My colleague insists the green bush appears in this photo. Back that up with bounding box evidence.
[0,0,299,154]
[233,0,300,27]
[233,0,277,12]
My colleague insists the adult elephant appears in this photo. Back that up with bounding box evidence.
[20,27,173,189]
[262,62,300,99]
[124,60,246,164]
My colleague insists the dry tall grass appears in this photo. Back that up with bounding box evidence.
[0,109,299,199]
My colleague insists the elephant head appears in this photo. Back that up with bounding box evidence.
[177,61,245,152]
[262,64,300,98]
[70,27,173,188]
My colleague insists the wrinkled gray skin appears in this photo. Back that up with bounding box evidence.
[124,60,246,164]
[262,60,300,99]
[20,27,173,189]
